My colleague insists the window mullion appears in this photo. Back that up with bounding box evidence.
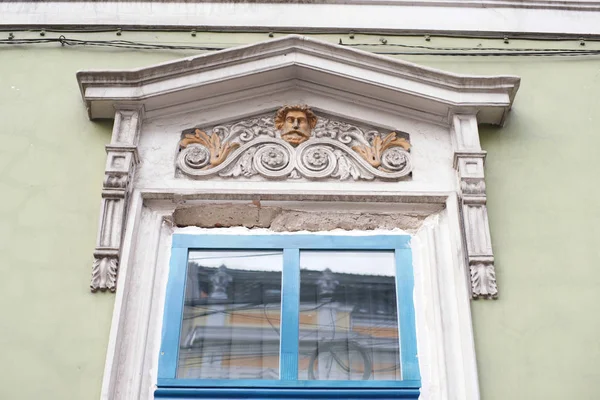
[279,248,300,381]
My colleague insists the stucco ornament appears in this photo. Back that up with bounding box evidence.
[352,132,411,169]
[180,128,240,168]
[176,106,412,181]
[275,105,318,146]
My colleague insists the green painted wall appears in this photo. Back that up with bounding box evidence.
[1,32,599,399]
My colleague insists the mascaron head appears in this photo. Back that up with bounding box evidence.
[275,105,318,146]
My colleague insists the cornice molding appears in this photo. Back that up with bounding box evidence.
[80,36,518,299]
[5,0,600,11]
[4,2,600,36]
[77,35,520,126]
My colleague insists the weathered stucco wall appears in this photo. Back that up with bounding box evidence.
[1,32,600,399]
[172,203,430,232]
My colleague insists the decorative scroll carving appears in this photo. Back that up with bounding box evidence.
[91,108,142,293]
[176,106,412,181]
[180,129,240,168]
[453,115,497,299]
[352,132,411,169]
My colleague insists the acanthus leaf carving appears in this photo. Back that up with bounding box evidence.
[219,147,257,178]
[331,150,364,180]
[469,260,498,300]
[352,132,411,169]
[91,255,119,293]
[180,129,240,168]
[177,106,412,181]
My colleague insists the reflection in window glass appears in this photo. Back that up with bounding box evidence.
[298,251,400,381]
[178,250,283,380]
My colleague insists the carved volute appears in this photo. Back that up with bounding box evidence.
[176,105,412,181]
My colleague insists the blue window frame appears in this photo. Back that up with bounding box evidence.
[157,234,420,399]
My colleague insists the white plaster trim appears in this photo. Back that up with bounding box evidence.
[452,115,498,298]
[101,191,479,399]
[91,107,143,292]
[76,35,519,125]
[80,36,515,295]
[3,2,600,36]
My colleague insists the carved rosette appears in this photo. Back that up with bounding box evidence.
[176,108,412,181]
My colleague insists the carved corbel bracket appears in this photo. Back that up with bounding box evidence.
[91,108,142,292]
[452,115,498,299]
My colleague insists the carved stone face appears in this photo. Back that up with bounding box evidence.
[280,110,312,145]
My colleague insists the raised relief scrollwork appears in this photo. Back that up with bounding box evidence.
[352,132,411,170]
[180,129,240,168]
[176,105,413,181]
[253,142,296,178]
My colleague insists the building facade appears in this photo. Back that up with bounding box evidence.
[2,2,600,399]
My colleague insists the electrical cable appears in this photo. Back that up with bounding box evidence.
[339,40,595,52]
[1,36,600,56]
[3,27,600,42]
[0,36,224,51]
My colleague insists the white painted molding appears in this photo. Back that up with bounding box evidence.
[452,114,497,299]
[76,35,519,125]
[91,107,143,292]
[3,1,600,36]
[101,192,479,399]
[79,36,517,295]
[412,194,479,399]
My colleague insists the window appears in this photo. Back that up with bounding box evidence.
[156,234,420,399]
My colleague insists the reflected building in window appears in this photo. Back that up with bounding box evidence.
[179,250,400,381]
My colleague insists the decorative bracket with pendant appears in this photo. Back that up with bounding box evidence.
[91,107,142,292]
[453,114,498,299]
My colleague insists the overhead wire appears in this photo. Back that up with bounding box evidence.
[1,36,600,56]
[3,26,600,42]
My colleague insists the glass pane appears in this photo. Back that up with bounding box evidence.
[298,251,400,381]
[178,250,283,380]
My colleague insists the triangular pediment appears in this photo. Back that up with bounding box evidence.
[77,35,519,125]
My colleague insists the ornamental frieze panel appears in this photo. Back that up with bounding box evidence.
[176,105,412,181]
